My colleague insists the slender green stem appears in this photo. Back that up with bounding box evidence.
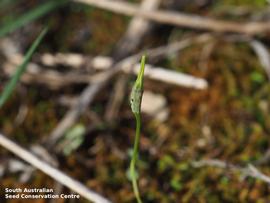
[129,55,146,203]
[130,113,142,203]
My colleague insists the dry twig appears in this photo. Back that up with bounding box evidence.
[3,53,207,89]
[111,0,161,58]
[224,35,270,81]
[46,35,211,146]
[0,133,111,203]
[104,0,162,122]
[73,0,270,35]
[250,40,270,80]
[192,159,270,184]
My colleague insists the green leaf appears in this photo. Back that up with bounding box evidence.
[61,124,86,156]
[0,27,48,109]
[250,71,265,83]
[0,0,67,38]
[170,178,183,191]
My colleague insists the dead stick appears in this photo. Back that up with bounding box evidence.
[46,34,211,146]
[0,133,112,203]
[73,0,270,35]
[192,159,270,185]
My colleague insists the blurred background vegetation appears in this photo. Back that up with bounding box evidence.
[0,0,270,202]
